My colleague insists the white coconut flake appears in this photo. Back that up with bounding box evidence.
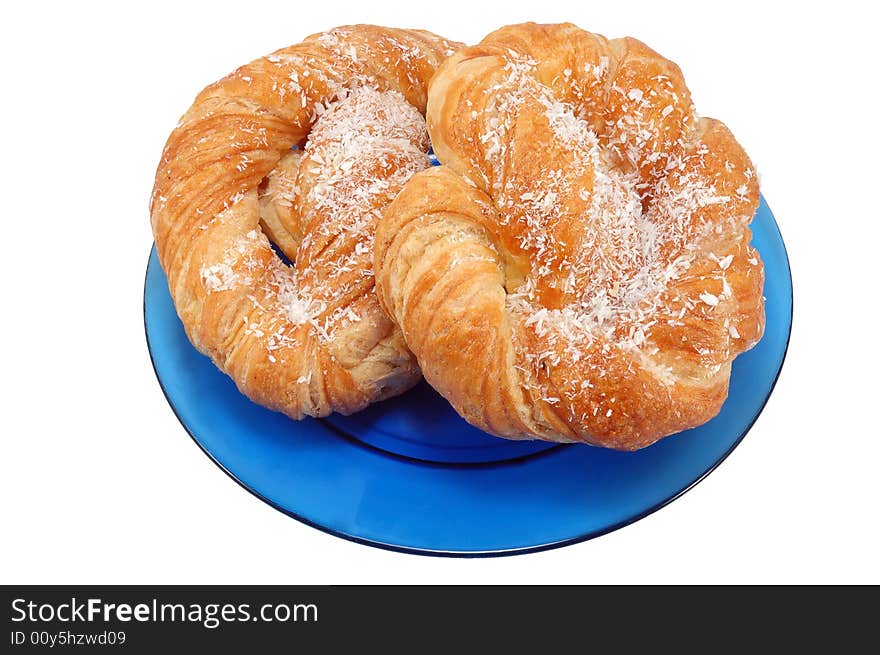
[201,262,237,292]
[699,292,720,306]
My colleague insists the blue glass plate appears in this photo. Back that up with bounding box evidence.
[144,195,791,556]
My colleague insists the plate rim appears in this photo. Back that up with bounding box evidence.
[143,197,793,557]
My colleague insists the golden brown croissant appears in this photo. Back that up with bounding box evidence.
[374,23,765,450]
[150,25,460,418]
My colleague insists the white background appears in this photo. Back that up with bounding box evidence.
[2,0,877,584]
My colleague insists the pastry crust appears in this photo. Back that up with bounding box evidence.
[150,25,460,418]
[374,23,765,449]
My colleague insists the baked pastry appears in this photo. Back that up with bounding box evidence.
[374,23,765,450]
[150,26,460,418]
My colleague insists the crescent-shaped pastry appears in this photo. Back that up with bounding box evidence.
[374,23,765,450]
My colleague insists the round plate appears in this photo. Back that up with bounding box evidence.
[144,195,791,556]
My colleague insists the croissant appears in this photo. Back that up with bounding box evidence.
[374,23,765,450]
[150,25,460,418]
